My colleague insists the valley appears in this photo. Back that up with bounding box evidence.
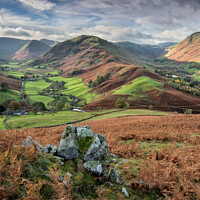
[1,33,200,199]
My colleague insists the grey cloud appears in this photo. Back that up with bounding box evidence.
[5,29,31,37]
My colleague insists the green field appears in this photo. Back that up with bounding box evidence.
[49,76,100,103]
[113,76,164,101]
[88,109,170,121]
[0,117,6,130]
[4,109,170,130]
[6,111,92,129]
[0,89,20,104]
[24,79,53,107]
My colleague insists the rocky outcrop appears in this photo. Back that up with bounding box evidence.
[22,124,121,184]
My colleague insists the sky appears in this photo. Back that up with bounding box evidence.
[0,0,200,44]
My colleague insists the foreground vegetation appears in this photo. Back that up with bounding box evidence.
[0,114,199,199]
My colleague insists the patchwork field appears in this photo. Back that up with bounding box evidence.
[48,76,100,104]
[24,79,53,107]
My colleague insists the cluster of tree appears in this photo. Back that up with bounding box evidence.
[187,62,200,69]
[45,81,65,91]
[0,66,10,71]
[169,78,200,96]
[0,99,21,113]
[88,73,110,87]
[48,97,72,112]
[115,98,130,109]
[155,69,171,77]
[0,82,9,91]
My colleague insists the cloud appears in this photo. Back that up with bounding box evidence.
[154,28,190,42]
[18,0,55,11]
[4,27,31,37]
[67,25,152,43]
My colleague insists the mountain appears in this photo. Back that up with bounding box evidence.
[157,42,177,48]
[165,32,200,62]
[30,35,200,111]
[0,37,29,59]
[12,40,50,61]
[116,41,165,59]
[40,39,59,47]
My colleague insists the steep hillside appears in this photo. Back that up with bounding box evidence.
[166,32,200,62]
[12,40,50,61]
[30,35,200,111]
[0,37,29,59]
[0,73,21,91]
[116,41,165,59]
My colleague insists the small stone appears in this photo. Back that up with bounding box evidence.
[109,168,122,184]
[54,156,65,161]
[111,159,117,163]
[109,153,118,158]
[61,162,65,166]
[122,187,129,197]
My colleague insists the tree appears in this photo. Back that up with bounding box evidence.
[55,100,64,111]
[32,102,46,111]
[9,101,21,110]
[32,106,38,115]
[0,82,9,91]
[115,98,130,109]
[0,105,5,113]
[64,103,71,111]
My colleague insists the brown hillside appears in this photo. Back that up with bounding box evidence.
[30,35,200,111]
[0,73,21,91]
[166,32,200,62]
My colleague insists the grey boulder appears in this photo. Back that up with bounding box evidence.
[83,161,103,176]
[57,132,79,160]
[22,136,44,152]
[84,134,110,162]
[76,125,94,139]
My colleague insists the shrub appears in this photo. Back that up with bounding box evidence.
[8,101,21,110]
[115,98,130,109]
[184,109,192,114]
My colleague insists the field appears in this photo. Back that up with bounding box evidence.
[2,109,169,130]
[48,76,100,103]
[24,79,53,107]
[113,76,164,101]
[0,89,20,104]
[6,111,92,129]
[0,114,200,199]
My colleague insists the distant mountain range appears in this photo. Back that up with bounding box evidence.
[12,40,51,61]
[0,37,58,60]
[157,42,177,48]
